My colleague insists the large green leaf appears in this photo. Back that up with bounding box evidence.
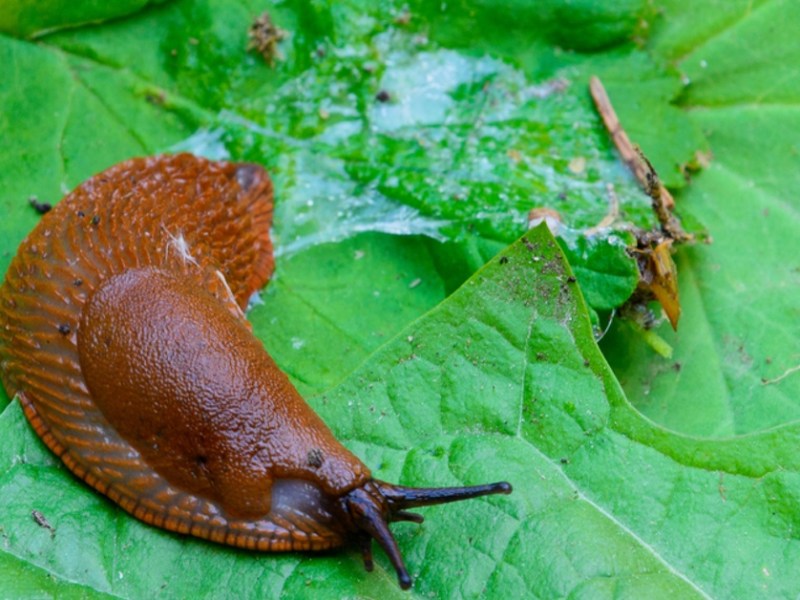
[602,0,800,436]
[2,0,798,597]
[0,0,171,39]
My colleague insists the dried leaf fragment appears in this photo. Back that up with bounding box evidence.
[248,12,288,66]
[589,76,691,242]
[632,239,680,330]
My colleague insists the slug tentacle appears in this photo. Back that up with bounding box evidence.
[339,479,513,589]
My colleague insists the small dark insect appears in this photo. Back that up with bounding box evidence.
[248,12,288,66]
[375,90,391,103]
[28,196,52,214]
[567,276,577,283]
[91,215,101,226]
[57,324,71,335]
[31,509,55,537]
[499,256,509,265]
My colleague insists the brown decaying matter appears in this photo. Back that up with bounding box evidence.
[0,154,511,589]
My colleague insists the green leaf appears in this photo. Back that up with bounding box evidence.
[407,0,654,52]
[0,547,114,599]
[0,0,171,39]
[3,0,798,597]
[558,229,639,312]
[248,232,456,396]
[602,0,800,436]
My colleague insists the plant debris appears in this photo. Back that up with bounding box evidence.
[590,75,696,331]
[31,509,55,537]
[582,183,620,236]
[248,12,288,67]
[630,237,680,329]
[589,76,691,244]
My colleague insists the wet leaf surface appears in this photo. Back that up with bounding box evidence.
[1,0,797,597]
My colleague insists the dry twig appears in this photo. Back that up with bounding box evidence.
[589,76,692,243]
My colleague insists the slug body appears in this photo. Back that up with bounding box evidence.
[0,154,510,588]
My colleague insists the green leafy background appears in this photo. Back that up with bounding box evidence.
[0,0,798,598]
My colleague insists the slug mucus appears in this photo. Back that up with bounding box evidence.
[0,154,512,589]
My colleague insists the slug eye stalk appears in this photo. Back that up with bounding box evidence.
[341,479,513,589]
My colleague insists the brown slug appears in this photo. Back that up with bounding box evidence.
[0,154,511,589]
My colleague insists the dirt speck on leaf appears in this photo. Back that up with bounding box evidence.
[31,510,55,537]
[248,12,288,66]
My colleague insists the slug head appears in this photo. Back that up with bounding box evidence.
[337,479,512,589]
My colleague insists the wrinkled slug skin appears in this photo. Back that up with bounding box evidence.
[0,154,369,550]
